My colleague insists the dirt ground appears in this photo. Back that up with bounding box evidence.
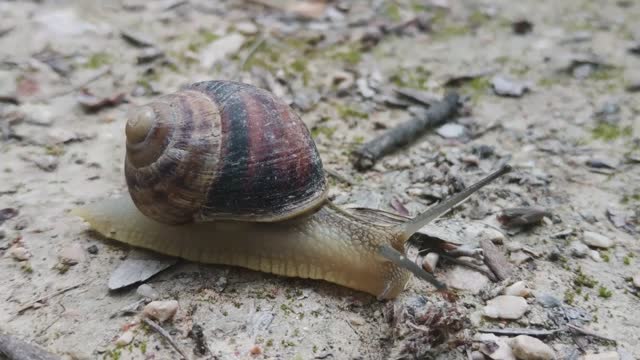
[1,0,639,359]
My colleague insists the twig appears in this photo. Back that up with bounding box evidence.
[237,35,266,77]
[566,324,616,343]
[0,333,62,360]
[142,318,190,360]
[439,254,498,282]
[16,282,86,315]
[477,328,560,337]
[352,91,460,171]
[479,239,513,281]
[325,168,356,186]
[35,68,111,101]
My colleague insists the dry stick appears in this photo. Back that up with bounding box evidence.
[34,68,111,101]
[566,324,616,343]
[479,239,513,281]
[143,318,190,360]
[439,254,498,282]
[236,35,266,79]
[352,91,460,171]
[16,281,86,315]
[477,328,560,337]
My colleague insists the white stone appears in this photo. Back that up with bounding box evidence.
[200,33,246,68]
[143,300,178,322]
[7,246,30,261]
[436,123,467,139]
[582,231,614,248]
[445,266,490,294]
[633,273,640,288]
[582,352,620,360]
[504,281,531,298]
[510,335,556,360]
[569,241,589,258]
[475,333,516,360]
[235,21,258,35]
[422,253,439,272]
[484,295,528,320]
[136,284,159,300]
[588,250,602,262]
[58,243,85,265]
[115,330,135,346]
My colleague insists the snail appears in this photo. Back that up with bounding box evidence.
[72,80,511,299]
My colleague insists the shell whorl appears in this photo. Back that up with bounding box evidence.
[124,81,327,225]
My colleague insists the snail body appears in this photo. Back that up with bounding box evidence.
[74,80,510,299]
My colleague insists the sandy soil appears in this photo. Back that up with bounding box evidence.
[1,0,639,359]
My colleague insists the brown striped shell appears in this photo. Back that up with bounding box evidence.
[124,81,327,225]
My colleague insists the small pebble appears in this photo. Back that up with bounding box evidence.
[87,245,98,254]
[249,345,262,355]
[484,295,529,320]
[445,266,490,294]
[235,21,258,35]
[58,243,85,265]
[7,246,30,261]
[136,284,159,300]
[422,252,439,272]
[633,273,640,288]
[510,335,555,360]
[536,293,561,308]
[115,330,135,346]
[569,241,590,258]
[504,281,531,298]
[143,300,178,322]
[471,351,486,360]
[582,231,614,248]
[588,250,602,262]
[348,314,366,326]
[582,352,620,360]
[436,123,467,139]
[475,333,516,360]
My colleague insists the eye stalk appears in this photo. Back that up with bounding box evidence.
[126,105,156,145]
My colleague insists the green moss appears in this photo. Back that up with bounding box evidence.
[574,267,597,288]
[592,123,633,141]
[390,66,431,89]
[85,52,111,69]
[266,339,273,347]
[336,104,368,120]
[281,339,296,348]
[311,126,336,139]
[622,193,640,204]
[280,303,296,316]
[591,67,623,81]
[139,341,147,354]
[598,286,612,298]
[331,48,362,65]
[600,251,610,262]
[312,345,318,353]
[468,10,490,27]
[385,3,402,22]
[623,255,632,265]
[564,289,576,305]
[187,29,220,52]
[104,349,121,360]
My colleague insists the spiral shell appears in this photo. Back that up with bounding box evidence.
[124,81,327,224]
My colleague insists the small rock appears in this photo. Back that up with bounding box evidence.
[588,250,602,262]
[121,29,156,47]
[7,246,30,261]
[436,123,467,139]
[249,345,262,355]
[582,231,614,249]
[510,335,555,360]
[491,75,530,97]
[137,47,164,64]
[475,333,516,360]
[484,295,528,320]
[87,245,98,254]
[510,250,532,265]
[504,281,531,298]
[58,243,85,265]
[200,33,245,68]
[594,102,621,124]
[143,300,178,322]
[235,21,258,35]
[422,252,439,272]
[136,284,159,300]
[356,78,375,98]
[536,293,561,308]
[632,273,640,288]
[471,351,486,360]
[115,330,135,346]
[569,241,590,258]
[512,20,533,35]
[582,352,620,360]
[348,314,366,326]
[445,266,490,294]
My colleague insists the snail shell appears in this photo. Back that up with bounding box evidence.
[124,81,327,224]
